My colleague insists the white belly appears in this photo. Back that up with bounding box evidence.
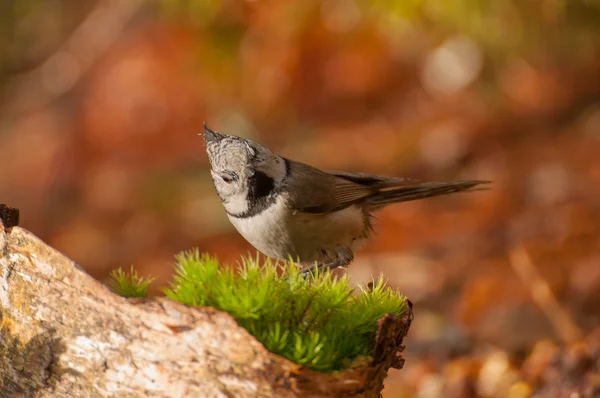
[228,196,369,263]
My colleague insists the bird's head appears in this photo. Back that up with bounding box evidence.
[202,123,287,216]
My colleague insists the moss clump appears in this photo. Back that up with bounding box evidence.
[109,250,406,373]
[108,266,154,298]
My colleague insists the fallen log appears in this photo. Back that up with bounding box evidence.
[0,211,412,398]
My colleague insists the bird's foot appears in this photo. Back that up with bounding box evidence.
[298,261,341,278]
[298,249,354,279]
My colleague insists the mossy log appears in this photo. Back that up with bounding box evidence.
[0,215,412,398]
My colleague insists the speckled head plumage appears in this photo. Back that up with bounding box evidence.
[202,123,288,218]
[204,124,255,179]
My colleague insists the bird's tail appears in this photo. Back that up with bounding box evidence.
[366,180,490,209]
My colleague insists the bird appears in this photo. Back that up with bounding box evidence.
[202,123,489,275]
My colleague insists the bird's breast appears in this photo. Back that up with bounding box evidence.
[227,196,292,259]
[227,196,370,263]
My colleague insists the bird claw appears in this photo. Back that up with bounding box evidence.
[297,262,342,279]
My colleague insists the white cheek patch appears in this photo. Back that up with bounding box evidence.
[223,189,249,215]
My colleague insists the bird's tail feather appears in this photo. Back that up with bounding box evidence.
[367,180,490,209]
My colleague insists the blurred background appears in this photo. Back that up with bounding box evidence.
[1,0,600,396]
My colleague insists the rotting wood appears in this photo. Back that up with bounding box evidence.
[0,204,19,229]
[0,216,412,398]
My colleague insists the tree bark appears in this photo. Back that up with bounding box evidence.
[0,219,412,398]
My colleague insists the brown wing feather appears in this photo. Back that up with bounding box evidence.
[285,160,375,213]
[327,170,415,188]
[285,159,491,213]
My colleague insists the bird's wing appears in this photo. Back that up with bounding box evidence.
[284,161,489,213]
[284,160,376,213]
[326,170,415,188]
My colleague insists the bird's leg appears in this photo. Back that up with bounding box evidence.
[299,248,354,278]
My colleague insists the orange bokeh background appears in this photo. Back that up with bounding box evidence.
[1,1,599,396]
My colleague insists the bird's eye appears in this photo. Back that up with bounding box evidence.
[221,172,238,183]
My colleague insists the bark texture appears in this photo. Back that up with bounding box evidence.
[0,220,412,398]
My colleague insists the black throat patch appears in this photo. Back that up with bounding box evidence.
[226,159,290,219]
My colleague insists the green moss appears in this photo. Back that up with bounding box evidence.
[108,266,154,298]
[109,250,406,373]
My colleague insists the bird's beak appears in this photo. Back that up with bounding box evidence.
[202,122,225,145]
